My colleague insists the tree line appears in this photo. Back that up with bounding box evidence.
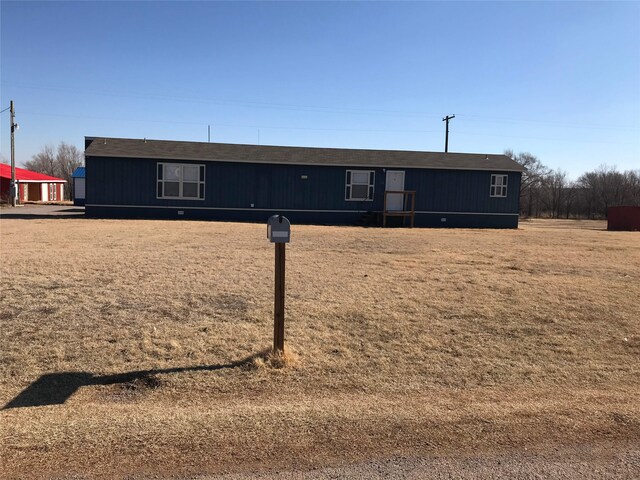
[506,149,640,219]
[23,142,83,201]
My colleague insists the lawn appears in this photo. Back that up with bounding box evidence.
[0,217,638,478]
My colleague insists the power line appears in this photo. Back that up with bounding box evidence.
[3,82,444,118]
[6,81,638,132]
[14,110,637,145]
[456,114,639,132]
[19,110,442,134]
[454,130,639,146]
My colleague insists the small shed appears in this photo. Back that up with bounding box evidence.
[608,206,640,231]
[72,167,86,206]
[0,163,66,203]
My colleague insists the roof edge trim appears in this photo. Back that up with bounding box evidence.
[85,154,524,172]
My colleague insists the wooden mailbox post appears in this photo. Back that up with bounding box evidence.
[267,215,291,353]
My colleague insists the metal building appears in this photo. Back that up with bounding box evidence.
[84,137,523,228]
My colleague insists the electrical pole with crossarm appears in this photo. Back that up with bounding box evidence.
[442,114,455,153]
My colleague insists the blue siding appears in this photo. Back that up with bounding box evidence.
[86,156,521,228]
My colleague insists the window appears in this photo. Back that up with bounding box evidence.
[345,170,374,201]
[49,184,57,201]
[157,163,205,200]
[490,174,508,197]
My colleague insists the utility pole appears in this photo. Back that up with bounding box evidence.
[442,114,455,153]
[208,125,211,143]
[10,101,16,207]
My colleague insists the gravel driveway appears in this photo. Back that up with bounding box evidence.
[203,447,640,479]
[1,204,84,218]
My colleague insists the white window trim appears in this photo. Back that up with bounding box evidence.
[345,169,375,201]
[157,163,206,200]
[490,174,508,198]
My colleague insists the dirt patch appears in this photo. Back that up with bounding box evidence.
[102,374,163,402]
[121,374,162,392]
[214,293,250,313]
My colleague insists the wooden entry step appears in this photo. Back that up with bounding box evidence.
[383,190,416,228]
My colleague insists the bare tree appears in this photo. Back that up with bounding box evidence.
[575,166,640,218]
[56,143,83,200]
[564,183,578,219]
[626,170,640,205]
[576,171,598,218]
[502,147,640,219]
[542,169,569,218]
[24,144,58,177]
[504,149,550,217]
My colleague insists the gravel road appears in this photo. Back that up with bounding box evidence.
[198,447,640,480]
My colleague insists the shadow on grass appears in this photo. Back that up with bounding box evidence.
[0,207,86,220]
[3,352,263,409]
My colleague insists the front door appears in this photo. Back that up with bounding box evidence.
[385,170,405,211]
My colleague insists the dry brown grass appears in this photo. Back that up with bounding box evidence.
[0,217,638,478]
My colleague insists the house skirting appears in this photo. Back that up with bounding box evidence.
[85,204,519,228]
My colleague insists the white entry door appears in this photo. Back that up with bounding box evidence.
[385,170,405,211]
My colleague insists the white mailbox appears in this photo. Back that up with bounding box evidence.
[267,215,291,243]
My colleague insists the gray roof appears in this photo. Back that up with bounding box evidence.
[85,137,524,172]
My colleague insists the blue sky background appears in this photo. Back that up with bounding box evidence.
[1,1,638,179]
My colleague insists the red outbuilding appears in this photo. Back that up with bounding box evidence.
[0,163,66,203]
[608,206,640,231]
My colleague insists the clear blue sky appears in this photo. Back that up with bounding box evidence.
[1,1,638,179]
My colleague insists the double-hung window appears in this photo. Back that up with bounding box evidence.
[157,163,205,200]
[345,170,374,201]
[490,174,508,198]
